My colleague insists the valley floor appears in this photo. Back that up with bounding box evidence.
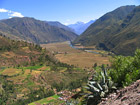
[41,41,111,68]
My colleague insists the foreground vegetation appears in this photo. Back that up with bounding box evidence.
[1,33,140,105]
[67,49,140,105]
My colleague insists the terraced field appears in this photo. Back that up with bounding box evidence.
[0,64,88,104]
[29,95,64,105]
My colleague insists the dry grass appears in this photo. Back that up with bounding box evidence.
[1,51,16,58]
[24,69,31,75]
[41,42,111,68]
[7,76,26,84]
[1,68,22,76]
[31,70,42,76]
[38,66,50,71]
[41,41,81,53]
[56,52,110,68]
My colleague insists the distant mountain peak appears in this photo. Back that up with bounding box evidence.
[68,20,96,35]
[75,21,84,24]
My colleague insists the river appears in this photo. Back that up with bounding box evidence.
[68,41,100,54]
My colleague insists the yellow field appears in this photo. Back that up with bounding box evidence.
[41,42,111,68]
[56,52,110,68]
[1,68,22,76]
[1,51,16,58]
[41,41,81,54]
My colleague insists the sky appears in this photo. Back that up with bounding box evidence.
[0,0,140,25]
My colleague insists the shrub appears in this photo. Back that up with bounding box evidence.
[85,67,116,105]
[109,49,140,87]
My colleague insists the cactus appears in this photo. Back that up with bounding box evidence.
[85,68,116,103]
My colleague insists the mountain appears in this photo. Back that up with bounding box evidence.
[47,21,74,33]
[68,20,95,35]
[104,6,140,55]
[0,17,78,44]
[73,5,136,55]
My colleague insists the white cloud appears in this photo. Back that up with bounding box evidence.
[0,8,8,12]
[0,8,24,18]
[9,12,24,17]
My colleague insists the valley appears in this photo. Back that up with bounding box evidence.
[41,41,111,68]
[0,34,111,105]
[1,2,140,105]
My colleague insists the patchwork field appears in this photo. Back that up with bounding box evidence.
[56,52,110,68]
[0,64,88,104]
[29,95,63,105]
[41,42,111,68]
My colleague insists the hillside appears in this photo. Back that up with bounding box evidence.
[73,5,136,53]
[0,17,78,44]
[100,80,140,105]
[68,20,95,35]
[105,6,140,55]
[0,33,55,67]
[47,21,74,33]
[0,34,88,105]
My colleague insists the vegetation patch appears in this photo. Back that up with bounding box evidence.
[29,95,61,105]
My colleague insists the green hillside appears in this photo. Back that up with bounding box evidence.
[0,34,88,105]
[0,33,55,67]
[105,6,140,55]
[73,5,135,46]
[0,17,77,44]
[73,5,140,56]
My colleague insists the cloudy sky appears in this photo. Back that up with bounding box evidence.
[0,0,139,25]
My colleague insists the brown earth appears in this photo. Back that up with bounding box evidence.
[99,80,140,105]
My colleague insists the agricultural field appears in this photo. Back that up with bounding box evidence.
[41,41,81,54]
[41,42,111,68]
[29,95,64,105]
[0,64,88,105]
[56,52,110,68]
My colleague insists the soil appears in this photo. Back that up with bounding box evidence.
[99,80,140,105]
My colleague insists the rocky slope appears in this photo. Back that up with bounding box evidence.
[99,80,140,105]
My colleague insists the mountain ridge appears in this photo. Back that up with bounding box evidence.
[73,5,137,55]
[0,17,78,44]
[47,21,75,33]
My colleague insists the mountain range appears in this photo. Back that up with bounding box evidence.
[1,5,140,56]
[73,5,140,55]
[0,17,78,44]
[68,20,95,35]
[47,21,74,32]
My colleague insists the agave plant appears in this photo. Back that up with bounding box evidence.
[85,67,116,104]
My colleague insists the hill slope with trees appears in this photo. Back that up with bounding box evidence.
[0,34,88,105]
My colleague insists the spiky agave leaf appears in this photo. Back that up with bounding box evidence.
[101,71,105,84]
[87,84,100,92]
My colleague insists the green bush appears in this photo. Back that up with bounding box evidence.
[84,67,116,105]
[109,49,140,87]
